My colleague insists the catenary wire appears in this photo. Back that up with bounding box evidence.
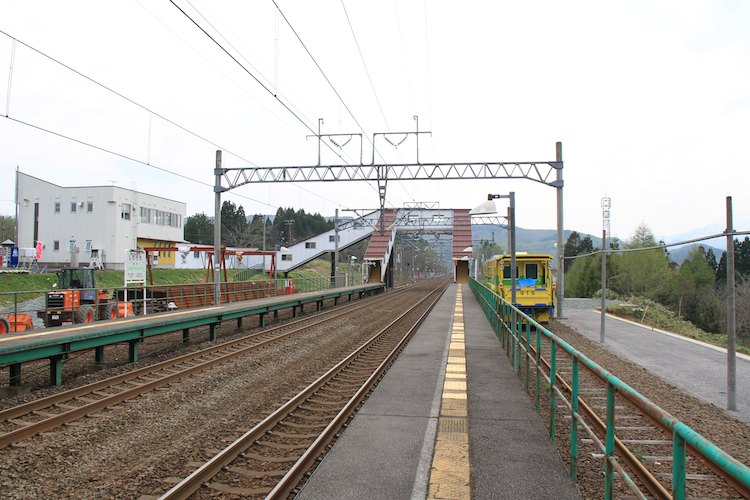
[0,28,261,169]
[339,0,390,132]
[272,0,413,201]
[169,0,392,205]
[0,27,343,209]
[180,0,326,137]
[2,115,278,209]
[167,0,345,163]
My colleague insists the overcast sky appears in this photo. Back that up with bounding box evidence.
[0,1,748,246]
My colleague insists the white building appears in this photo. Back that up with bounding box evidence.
[16,172,186,270]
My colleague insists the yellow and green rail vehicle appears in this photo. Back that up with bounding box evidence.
[482,253,555,323]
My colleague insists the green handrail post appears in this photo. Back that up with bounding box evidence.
[511,313,517,369]
[525,321,531,393]
[570,357,580,482]
[505,307,518,358]
[605,383,616,500]
[673,430,686,500]
[515,319,522,376]
[549,341,557,441]
[535,325,541,414]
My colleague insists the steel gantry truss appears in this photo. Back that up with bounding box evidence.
[212,142,565,318]
[218,161,562,188]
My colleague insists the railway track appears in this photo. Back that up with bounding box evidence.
[511,319,749,498]
[0,284,416,449]
[469,280,749,499]
[160,278,449,499]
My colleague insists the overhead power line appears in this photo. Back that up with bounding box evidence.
[0,28,260,169]
[272,0,416,201]
[339,0,390,131]
[2,114,277,208]
[0,28,342,209]
[167,0,340,156]
[169,0,392,206]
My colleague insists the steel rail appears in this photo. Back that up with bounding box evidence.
[0,286,412,448]
[469,278,750,498]
[267,281,448,498]
[531,341,670,498]
[533,331,750,498]
[159,279,449,499]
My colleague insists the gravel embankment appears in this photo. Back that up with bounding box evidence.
[0,288,427,498]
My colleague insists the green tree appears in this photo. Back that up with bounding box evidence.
[0,215,15,243]
[565,253,602,297]
[246,214,269,249]
[676,246,718,329]
[220,201,249,247]
[184,213,213,244]
[717,237,750,284]
[269,207,334,248]
[608,223,674,302]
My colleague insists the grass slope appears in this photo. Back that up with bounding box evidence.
[607,297,750,355]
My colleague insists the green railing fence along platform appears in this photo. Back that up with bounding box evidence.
[468,277,750,500]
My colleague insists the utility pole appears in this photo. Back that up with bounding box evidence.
[285,219,295,246]
[726,196,736,411]
[213,151,223,306]
[333,208,339,285]
[601,196,611,343]
[556,142,564,319]
[262,215,267,275]
[14,166,19,248]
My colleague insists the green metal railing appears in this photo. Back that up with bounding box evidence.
[1,276,366,332]
[468,277,750,499]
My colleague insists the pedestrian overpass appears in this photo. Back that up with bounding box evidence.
[269,209,475,286]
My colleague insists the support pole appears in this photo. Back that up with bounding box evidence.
[213,150,223,306]
[601,229,607,343]
[9,363,21,386]
[510,202,516,302]
[128,340,139,363]
[726,196,736,411]
[50,356,63,386]
[555,142,564,318]
[334,208,339,286]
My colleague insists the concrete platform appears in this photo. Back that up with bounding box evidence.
[298,284,580,499]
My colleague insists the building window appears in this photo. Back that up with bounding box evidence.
[87,201,93,213]
[282,254,293,261]
[328,235,340,242]
[53,240,60,251]
[140,207,151,224]
[84,240,93,252]
[54,202,60,214]
[121,203,131,220]
[70,202,77,213]
[305,242,316,249]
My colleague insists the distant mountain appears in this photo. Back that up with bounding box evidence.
[470,224,725,266]
[668,243,723,265]
[471,225,601,257]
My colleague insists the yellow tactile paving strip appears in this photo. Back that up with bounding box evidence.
[427,286,471,499]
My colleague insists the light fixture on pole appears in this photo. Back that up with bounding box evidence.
[471,192,516,306]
